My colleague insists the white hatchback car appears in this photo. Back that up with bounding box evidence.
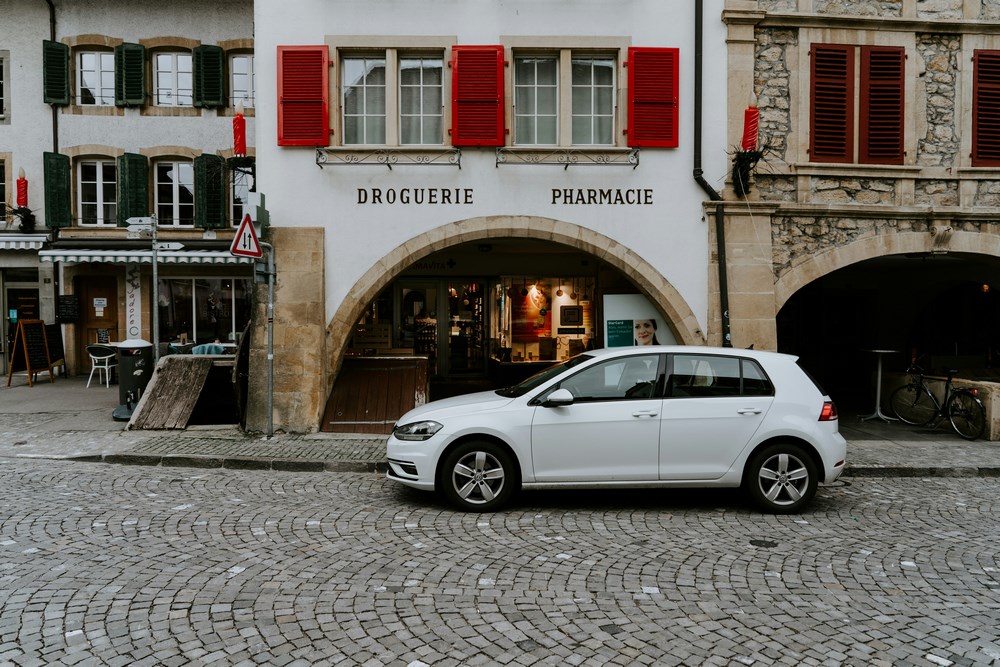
[386,346,846,514]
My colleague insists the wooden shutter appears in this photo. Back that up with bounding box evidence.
[626,47,679,148]
[859,46,904,164]
[42,40,69,106]
[450,45,505,147]
[277,45,329,146]
[194,45,225,108]
[115,43,146,107]
[194,154,226,228]
[116,153,148,227]
[43,152,71,228]
[973,50,1000,167]
[810,44,854,163]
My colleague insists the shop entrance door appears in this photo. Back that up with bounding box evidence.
[397,279,488,379]
[399,283,439,376]
[76,276,119,364]
[444,280,486,376]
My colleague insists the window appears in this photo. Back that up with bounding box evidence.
[231,162,254,225]
[668,355,774,398]
[973,50,1000,167]
[399,56,443,145]
[572,57,615,145]
[514,57,558,145]
[809,44,904,165]
[158,277,251,346]
[77,160,117,225]
[231,54,256,108]
[77,51,114,105]
[1,161,5,218]
[155,160,194,226]
[451,45,505,147]
[154,52,193,106]
[557,354,662,401]
[277,45,329,146]
[342,56,386,144]
[0,53,7,118]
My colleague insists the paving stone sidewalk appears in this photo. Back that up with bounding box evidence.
[3,375,998,476]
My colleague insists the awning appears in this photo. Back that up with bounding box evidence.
[0,235,48,250]
[39,249,253,265]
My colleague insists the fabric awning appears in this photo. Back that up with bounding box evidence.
[0,235,48,250]
[39,249,253,265]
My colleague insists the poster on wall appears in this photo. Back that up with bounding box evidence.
[512,284,552,342]
[603,294,676,347]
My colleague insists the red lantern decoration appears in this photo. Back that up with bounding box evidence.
[16,168,28,208]
[233,104,247,157]
[741,105,759,152]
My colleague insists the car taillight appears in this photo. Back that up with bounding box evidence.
[819,401,838,421]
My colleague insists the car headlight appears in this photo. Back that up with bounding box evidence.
[393,420,443,441]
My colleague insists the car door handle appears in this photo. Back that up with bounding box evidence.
[632,410,658,418]
[737,408,762,415]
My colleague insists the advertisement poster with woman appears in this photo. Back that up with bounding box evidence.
[603,294,675,347]
[512,284,552,342]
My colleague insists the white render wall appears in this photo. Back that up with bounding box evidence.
[255,0,729,336]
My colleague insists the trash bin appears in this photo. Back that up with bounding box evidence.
[112,339,154,422]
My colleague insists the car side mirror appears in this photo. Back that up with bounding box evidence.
[542,388,575,407]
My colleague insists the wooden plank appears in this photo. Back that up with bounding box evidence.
[129,357,213,430]
[322,357,428,433]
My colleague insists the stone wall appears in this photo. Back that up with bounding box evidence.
[915,179,960,206]
[916,0,965,18]
[916,35,961,168]
[754,29,795,163]
[753,174,797,202]
[984,0,1000,19]
[976,181,1000,207]
[811,178,897,205]
[814,0,902,15]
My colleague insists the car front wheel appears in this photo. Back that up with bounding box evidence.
[439,441,516,512]
[745,443,818,514]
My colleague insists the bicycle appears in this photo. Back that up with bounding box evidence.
[888,363,986,440]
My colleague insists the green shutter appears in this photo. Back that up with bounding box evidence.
[115,43,146,107]
[43,152,71,227]
[43,40,69,105]
[116,153,149,226]
[194,154,226,228]
[193,45,225,108]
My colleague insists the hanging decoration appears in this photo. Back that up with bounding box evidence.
[16,168,28,208]
[733,101,765,198]
[233,102,247,157]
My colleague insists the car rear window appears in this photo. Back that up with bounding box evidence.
[668,354,774,398]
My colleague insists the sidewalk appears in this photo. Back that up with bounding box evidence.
[2,375,998,477]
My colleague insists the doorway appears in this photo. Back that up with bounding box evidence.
[76,275,119,366]
[3,285,40,374]
[397,279,489,379]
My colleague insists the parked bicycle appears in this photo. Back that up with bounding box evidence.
[888,363,986,440]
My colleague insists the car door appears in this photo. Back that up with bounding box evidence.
[531,353,664,482]
[659,354,774,480]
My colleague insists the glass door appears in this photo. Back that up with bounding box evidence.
[445,280,486,376]
[398,282,439,375]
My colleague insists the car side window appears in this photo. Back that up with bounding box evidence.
[668,354,773,398]
[557,354,661,401]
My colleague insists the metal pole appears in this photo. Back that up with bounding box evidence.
[260,241,275,438]
[152,219,159,360]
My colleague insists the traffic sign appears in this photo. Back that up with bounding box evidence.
[230,213,263,258]
[155,242,185,251]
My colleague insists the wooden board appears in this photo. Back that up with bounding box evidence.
[322,356,428,434]
[128,356,213,430]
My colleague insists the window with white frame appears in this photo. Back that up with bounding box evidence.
[77,159,117,225]
[155,160,194,226]
[571,57,615,145]
[399,56,443,145]
[230,54,255,108]
[515,57,558,145]
[0,53,8,119]
[342,56,386,144]
[154,52,193,106]
[77,51,114,105]
[157,277,252,345]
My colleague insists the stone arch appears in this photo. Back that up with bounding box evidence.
[326,215,705,382]
[774,228,1000,311]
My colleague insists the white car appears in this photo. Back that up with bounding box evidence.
[386,346,846,514]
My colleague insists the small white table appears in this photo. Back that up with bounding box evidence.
[861,349,899,422]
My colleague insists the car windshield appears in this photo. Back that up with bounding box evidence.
[495,354,595,397]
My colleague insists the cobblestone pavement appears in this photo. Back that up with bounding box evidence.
[1,459,998,667]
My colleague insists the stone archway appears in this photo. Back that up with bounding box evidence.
[325,215,706,393]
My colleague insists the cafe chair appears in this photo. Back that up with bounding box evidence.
[86,344,118,388]
[192,343,225,355]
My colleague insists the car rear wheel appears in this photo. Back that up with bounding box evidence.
[745,443,817,514]
[439,441,516,512]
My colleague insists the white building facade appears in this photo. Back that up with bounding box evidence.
[253,0,730,432]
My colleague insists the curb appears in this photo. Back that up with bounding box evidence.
[843,466,1000,478]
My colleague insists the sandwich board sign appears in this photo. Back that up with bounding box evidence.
[230,213,263,258]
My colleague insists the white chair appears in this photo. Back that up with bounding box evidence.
[86,344,118,388]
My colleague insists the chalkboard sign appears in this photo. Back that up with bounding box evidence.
[6,320,55,387]
[57,295,80,323]
[46,323,66,369]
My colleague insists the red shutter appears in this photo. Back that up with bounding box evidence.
[973,50,1000,167]
[859,46,904,165]
[626,47,679,148]
[810,44,854,163]
[450,45,505,147]
[277,45,329,146]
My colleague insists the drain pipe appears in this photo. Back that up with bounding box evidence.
[693,0,732,347]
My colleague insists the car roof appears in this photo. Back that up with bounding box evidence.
[583,345,798,364]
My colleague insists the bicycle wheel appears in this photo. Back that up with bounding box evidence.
[947,390,986,441]
[889,383,938,426]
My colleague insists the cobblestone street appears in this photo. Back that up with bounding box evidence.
[1,459,998,666]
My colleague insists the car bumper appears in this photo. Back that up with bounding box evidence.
[386,436,437,491]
